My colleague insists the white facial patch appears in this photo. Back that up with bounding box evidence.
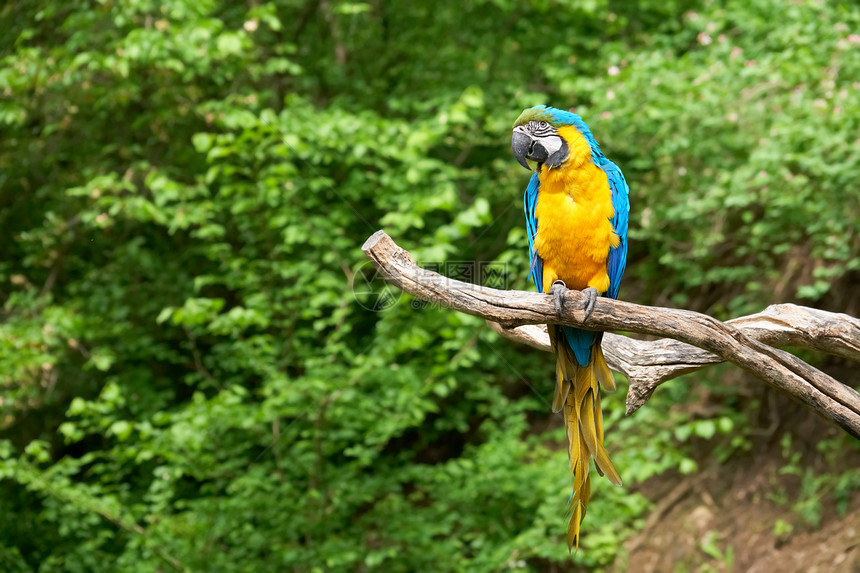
[537,135,563,157]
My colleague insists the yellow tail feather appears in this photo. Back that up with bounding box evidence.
[553,328,622,551]
[594,345,616,392]
[552,361,570,413]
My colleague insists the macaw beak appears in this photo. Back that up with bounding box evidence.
[512,129,548,171]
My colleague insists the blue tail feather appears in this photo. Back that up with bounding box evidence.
[562,326,596,367]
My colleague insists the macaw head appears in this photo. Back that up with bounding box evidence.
[511,105,604,171]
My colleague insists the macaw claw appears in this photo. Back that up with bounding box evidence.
[550,280,567,316]
[581,287,598,322]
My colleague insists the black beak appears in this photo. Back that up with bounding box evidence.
[512,130,548,171]
[512,130,532,170]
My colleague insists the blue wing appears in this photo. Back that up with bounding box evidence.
[524,172,544,293]
[600,158,630,301]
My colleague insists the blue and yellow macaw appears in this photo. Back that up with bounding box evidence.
[511,105,630,550]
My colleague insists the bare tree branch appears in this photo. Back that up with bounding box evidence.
[361,230,860,438]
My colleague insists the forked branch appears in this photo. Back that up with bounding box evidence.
[361,231,860,438]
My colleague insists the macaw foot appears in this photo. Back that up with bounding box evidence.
[581,287,599,322]
[549,280,567,316]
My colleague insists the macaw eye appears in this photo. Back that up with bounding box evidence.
[539,121,549,128]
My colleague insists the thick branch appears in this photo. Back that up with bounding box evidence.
[362,231,860,438]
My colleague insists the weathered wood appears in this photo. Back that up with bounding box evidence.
[362,230,860,438]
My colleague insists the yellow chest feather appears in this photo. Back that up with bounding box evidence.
[534,156,618,294]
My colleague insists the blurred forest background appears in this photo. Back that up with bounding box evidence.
[1,0,860,571]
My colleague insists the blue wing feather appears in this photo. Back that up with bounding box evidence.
[524,172,543,293]
[600,158,630,301]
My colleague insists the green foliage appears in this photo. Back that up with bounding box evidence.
[699,530,734,573]
[770,433,860,530]
[0,0,858,571]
